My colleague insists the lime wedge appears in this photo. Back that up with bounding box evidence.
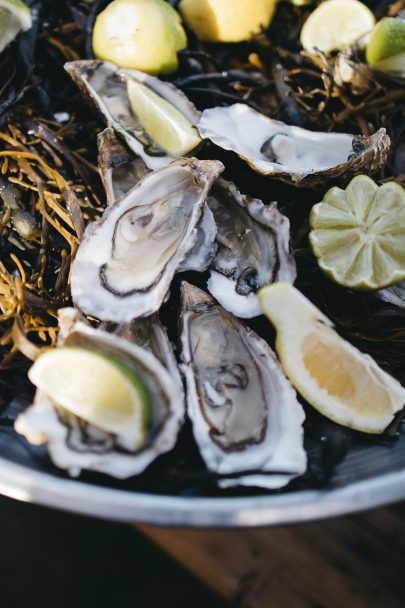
[126,78,201,157]
[0,0,31,53]
[28,347,151,451]
[259,283,405,433]
[309,175,405,290]
[366,17,405,71]
[300,0,375,53]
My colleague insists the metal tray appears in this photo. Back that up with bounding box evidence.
[0,427,403,527]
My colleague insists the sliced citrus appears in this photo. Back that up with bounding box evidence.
[309,175,405,290]
[0,0,31,54]
[126,78,201,157]
[366,17,405,72]
[300,0,375,53]
[259,283,405,433]
[28,347,151,451]
[92,0,187,74]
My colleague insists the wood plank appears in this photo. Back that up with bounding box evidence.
[139,503,405,608]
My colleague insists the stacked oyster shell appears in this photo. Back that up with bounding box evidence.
[16,59,393,488]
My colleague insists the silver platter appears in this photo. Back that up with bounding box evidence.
[0,431,404,526]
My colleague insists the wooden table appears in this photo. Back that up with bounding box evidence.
[140,502,405,607]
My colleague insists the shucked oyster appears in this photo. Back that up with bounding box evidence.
[207,179,296,318]
[198,104,390,187]
[97,128,216,273]
[180,282,307,489]
[15,309,184,478]
[65,60,201,170]
[71,157,224,322]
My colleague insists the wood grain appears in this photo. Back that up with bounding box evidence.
[139,503,405,608]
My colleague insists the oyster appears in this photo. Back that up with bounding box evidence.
[178,203,217,273]
[15,309,184,478]
[104,313,184,396]
[65,60,201,170]
[71,157,224,322]
[97,128,149,205]
[376,280,405,309]
[198,103,390,187]
[97,130,217,274]
[179,282,307,489]
[206,179,296,318]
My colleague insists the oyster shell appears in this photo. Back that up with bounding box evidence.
[71,157,224,322]
[97,130,217,274]
[198,103,390,187]
[65,60,201,170]
[206,179,296,318]
[15,309,184,478]
[97,128,149,205]
[179,282,307,489]
[376,280,405,309]
[104,313,184,396]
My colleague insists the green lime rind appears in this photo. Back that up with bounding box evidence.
[309,175,405,290]
[97,351,152,442]
[0,0,31,54]
[366,17,405,65]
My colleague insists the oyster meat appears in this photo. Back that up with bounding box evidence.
[65,60,201,170]
[198,103,390,187]
[71,157,224,322]
[180,282,307,489]
[15,309,184,478]
[206,179,296,318]
[97,128,149,205]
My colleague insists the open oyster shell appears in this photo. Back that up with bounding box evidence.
[179,282,307,489]
[65,60,201,170]
[97,128,149,205]
[376,280,405,309]
[71,157,224,322]
[206,179,296,318]
[15,309,185,478]
[198,104,390,187]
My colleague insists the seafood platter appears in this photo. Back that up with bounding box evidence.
[0,0,404,525]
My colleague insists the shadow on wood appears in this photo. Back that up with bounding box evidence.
[140,503,405,608]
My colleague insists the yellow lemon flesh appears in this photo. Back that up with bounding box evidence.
[0,0,31,53]
[366,17,405,73]
[92,0,187,74]
[309,176,405,291]
[259,283,405,433]
[126,79,201,157]
[29,347,151,451]
[300,0,375,53]
[179,0,276,43]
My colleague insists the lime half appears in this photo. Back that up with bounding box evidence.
[309,175,405,290]
[259,283,405,433]
[366,17,405,72]
[127,79,201,157]
[300,0,375,53]
[29,347,151,451]
[0,0,31,53]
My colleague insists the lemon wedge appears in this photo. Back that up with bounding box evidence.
[309,175,405,290]
[259,283,405,433]
[28,347,151,451]
[126,79,201,157]
[300,0,375,53]
[0,0,31,53]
